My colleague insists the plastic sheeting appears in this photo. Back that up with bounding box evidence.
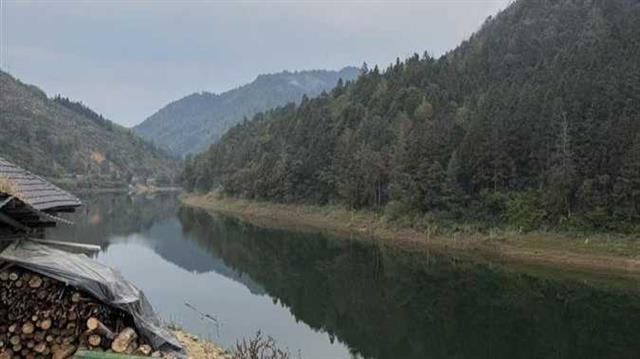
[0,240,185,356]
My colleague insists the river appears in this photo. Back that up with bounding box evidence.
[49,193,640,359]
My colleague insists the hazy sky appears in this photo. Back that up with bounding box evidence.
[1,0,512,127]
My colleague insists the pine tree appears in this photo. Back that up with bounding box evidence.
[618,135,640,217]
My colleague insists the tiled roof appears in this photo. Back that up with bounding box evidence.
[0,156,81,211]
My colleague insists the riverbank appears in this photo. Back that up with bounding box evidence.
[181,193,640,280]
[171,330,230,359]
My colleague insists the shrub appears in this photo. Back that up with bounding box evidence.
[504,191,547,232]
[232,331,291,359]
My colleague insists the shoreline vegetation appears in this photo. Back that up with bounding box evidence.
[171,330,292,359]
[181,0,640,255]
[181,193,640,282]
[171,330,230,359]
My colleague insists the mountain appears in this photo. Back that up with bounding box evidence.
[182,0,640,231]
[0,71,179,189]
[133,67,360,157]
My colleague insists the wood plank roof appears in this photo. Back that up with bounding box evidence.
[0,156,81,212]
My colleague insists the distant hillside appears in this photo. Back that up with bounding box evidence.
[184,0,640,231]
[134,67,360,157]
[0,71,179,189]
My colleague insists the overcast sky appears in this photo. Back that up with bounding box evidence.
[1,0,511,127]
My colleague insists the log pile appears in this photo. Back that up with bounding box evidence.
[0,267,164,359]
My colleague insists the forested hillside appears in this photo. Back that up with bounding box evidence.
[183,0,640,232]
[134,67,360,157]
[0,71,179,189]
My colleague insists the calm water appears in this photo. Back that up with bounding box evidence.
[50,193,640,359]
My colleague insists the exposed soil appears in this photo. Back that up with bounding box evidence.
[171,331,230,359]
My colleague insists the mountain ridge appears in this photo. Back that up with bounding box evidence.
[182,0,640,231]
[0,71,179,189]
[134,67,360,157]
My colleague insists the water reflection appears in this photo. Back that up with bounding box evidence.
[50,194,640,359]
[49,193,179,247]
[177,206,640,359]
[50,194,265,292]
[51,193,351,357]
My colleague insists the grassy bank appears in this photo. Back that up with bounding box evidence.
[171,330,230,359]
[181,193,640,280]
[171,330,291,359]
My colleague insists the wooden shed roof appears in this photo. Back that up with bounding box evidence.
[0,156,81,212]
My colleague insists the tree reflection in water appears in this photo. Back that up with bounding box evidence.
[177,206,640,359]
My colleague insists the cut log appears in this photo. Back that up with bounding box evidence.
[34,331,45,342]
[62,336,76,346]
[136,344,153,356]
[71,292,82,303]
[9,336,20,346]
[52,344,76,359]
[87,335,101,347]
[111,327,137,353]
[28,276,42,289]
[86,317,115,340]
[22,322,35,335]
[34,342,47,354]
[125,341,138,354]
[39,318,52,330]
[1,267,157,358]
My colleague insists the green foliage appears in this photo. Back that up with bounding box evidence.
[384,200,415,223]
[232,331,290,359]
[53,95,114,131]
[134,67,360,157]
[182,0,640,232]
[0,72,179,188]
[504,191,547,232]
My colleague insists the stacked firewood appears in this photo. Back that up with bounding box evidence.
[0,267,163,358]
